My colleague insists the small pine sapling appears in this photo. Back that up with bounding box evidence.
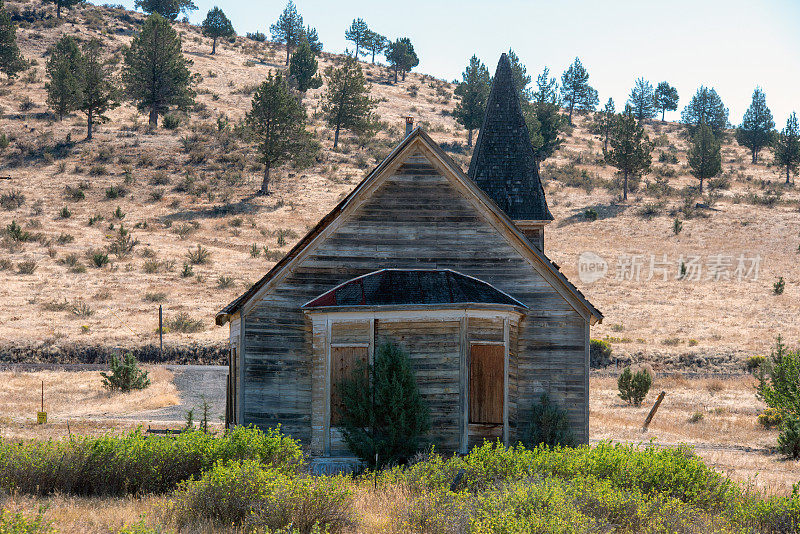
[101,353,151,392]
[617,366,652,407]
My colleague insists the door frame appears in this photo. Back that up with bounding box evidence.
[462,318,509,452]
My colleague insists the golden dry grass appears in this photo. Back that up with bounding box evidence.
[590,374,800,494]
[1,374,800,530]
[0,492,169,534]
[0,367,178,419]
[0,1,796,368]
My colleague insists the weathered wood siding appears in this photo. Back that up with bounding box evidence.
[375,319,461,452]
[241,151,589,447]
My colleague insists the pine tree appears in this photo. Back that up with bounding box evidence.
[773,112,800,185]
[599,97,615,153]
[43,0,85,19]
[201,7,234,55]
[363,30,387,64]
[45,36,83,121]
[736,87,774,164]
[289,39,322,94]
[681,86,728,135]
[561,57,598,124]
[527,393,576,447]
[270,0,304,65]
[0,0,26,79]
[244,72,317,195]
[134,0,196,20]
[654,81,679,122]
[687,123,722,192]
[506,48,531,100]
[301,25,322,54]
[525,67,565,173]
[453,55,490,147]
[79,38,118,140]
[123,14,195,127]
[531,66,558,105]
[338,342,430,469]
[386,37,418,83]
[344,18,369,58]
[322,55,378,148]
[605,105,652,200]
[101,353,150,392]
[628,77,656,122]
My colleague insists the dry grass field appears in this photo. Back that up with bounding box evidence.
[1,369,796,495]
[0,371,797,532]
[0,1,798,367]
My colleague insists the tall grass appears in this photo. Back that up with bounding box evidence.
[0,426,303,496]
[379,441,800,532]
[168,460,353,532]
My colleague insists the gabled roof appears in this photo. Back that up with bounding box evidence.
[467,54,553,221]
[216,129,601,325]
[302,269,527,309]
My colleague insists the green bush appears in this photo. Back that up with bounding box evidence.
[779,417,800,459]
[746,354,765,374]
[338,342,430,469]
[166,312,204,333]
[377,440,800,531]
[91,251,109,268]
[589,338,612,366]
[392,440,739,509]
[757,337,800,436]
[774,277,786,295]
[162,113,182,130]
[0,426,304,496]
[169,460,352,531]
[101,353,150,392]
[186,244,212,265]
[0,507,54,533]
[617,366,652,407]
[525,393,576,448]
[758,407,782,429]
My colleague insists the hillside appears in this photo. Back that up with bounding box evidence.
[0,0,798,367]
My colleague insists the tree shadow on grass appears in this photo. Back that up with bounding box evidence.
[557,203,629,227]
[161,193,266,222]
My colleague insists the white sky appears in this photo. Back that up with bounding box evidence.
[97,0,800,126]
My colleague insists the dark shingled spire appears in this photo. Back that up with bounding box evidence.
[468,54,553,221]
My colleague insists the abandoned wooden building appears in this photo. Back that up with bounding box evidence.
[216,54,603,460]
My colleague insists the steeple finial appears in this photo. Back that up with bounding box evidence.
[467,53,553,221]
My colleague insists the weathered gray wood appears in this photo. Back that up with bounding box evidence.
[238,149,592,450]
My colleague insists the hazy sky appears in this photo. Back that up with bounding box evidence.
[97,0,800,125]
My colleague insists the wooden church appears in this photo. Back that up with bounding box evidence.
[216,54,602,460]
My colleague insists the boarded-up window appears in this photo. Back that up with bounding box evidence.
[469,344,504,424]
[330,345,368,426]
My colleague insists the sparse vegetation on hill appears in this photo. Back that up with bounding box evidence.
[0,0,796,367]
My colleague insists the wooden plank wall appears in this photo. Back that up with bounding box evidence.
[375,319,461,452]
[241,151,589,448]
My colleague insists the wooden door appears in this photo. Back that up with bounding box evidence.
[226,347,237,427]
[469,344,504,424]
[330,346,368,426]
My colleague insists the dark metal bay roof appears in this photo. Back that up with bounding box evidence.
[467,54,553,221]
[303,269,527,309]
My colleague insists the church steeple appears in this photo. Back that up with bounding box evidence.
[468,53,552,248]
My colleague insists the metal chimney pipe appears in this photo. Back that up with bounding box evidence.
[405,116,414,136]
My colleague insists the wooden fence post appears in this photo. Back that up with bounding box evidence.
[641,391,666,433]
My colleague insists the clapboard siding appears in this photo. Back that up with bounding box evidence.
[240,151,590,448]
[376,319,461,452]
